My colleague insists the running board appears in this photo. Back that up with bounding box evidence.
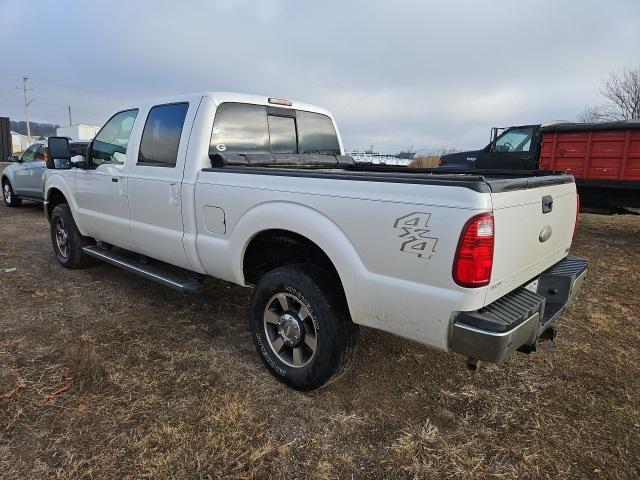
[81,246,203,294]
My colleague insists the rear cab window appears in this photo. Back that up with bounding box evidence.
[210,103,340,156]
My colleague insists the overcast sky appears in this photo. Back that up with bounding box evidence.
[1,0,639,152]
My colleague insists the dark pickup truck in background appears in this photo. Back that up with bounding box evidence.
[439,120,640,208]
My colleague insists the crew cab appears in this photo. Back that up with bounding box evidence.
[44,92,587,390]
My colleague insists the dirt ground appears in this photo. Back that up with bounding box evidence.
[0,202,638,480]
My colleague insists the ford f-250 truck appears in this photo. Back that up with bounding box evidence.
[44,92,587,390]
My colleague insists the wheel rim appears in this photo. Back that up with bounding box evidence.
[3,183,11,203]
[263,292,318,368]
[55,217,70,258]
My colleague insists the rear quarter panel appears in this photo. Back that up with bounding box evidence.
[194,172,492,349]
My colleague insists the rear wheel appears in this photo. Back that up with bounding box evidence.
[2,179,21,207]
[50,204,94,268]
[249,264,357,391]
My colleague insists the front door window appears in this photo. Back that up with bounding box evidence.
[20,145,38,162]
[90,109,138,167]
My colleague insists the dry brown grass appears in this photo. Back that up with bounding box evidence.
[408,155,441,168]
[1,203,639,479]
[64,334,108,390]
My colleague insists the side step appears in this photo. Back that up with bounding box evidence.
[81,246,204,294]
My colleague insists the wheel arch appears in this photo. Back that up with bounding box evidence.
[45,187,69,219]
[232,201,368,321]
[243,229,342,287]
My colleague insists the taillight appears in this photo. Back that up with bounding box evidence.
[453,213,495,288]
[573,194,580,239]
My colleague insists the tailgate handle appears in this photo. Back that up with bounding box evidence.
[542,195,553,214]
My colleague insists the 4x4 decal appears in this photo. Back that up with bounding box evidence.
[393,212,438,260]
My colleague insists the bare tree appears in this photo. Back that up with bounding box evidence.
[579,66,640,122]
[579,105,607,123]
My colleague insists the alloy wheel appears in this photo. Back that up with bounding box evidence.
[3,183,11,203]
[55,217,70,258]
[263,292,318,367]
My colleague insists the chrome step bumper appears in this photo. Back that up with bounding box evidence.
[449,256,588,362]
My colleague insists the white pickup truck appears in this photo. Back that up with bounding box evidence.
[44,92,587,390]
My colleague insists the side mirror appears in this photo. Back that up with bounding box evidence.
[8,155,20,162]
[47,137,71,169]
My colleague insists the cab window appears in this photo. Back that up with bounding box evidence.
[137,102,189,167]
[297,111,340,155]
[209,103,341,156]
[20,145,38,162]
[495,127,534,153]
[90,109,138,167]
[210,103,269,154]
[267,115,297,153]
[36,145,47,161]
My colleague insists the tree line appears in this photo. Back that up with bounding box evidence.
[10,121,59,138]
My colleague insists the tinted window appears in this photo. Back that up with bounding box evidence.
[297,111,340,155]
[21,145,38,162]
[138,102,189,167]
[210,103,341,157]
[268,115,297,153]
[211,103,269,154]
[91,109,138,167]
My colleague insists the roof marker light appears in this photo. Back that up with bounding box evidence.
[268,97,292,106]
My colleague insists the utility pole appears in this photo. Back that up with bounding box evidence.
[22,76,32,144]
[68,105,72,126]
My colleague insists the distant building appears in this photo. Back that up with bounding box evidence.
[396,151,416,160]
[10,131,31,154]
[56,124,100,141]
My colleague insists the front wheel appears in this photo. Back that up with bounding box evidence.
[2,180,21,207]
[249,264,357,391]
[50,204,94,269]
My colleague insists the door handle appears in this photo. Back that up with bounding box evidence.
[117,177,127,197]
[169,183,179,206]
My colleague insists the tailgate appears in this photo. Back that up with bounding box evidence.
[485,180,577,304]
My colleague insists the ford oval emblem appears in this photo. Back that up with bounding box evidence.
[539,225,552,243]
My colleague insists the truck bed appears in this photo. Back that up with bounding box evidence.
[203,155,574,193]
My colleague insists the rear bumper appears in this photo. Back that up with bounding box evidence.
[449,256,588,362]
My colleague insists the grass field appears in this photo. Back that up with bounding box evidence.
[1,202,639,479]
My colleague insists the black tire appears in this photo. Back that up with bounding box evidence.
[2,179,22,207]
[249,264,357,391]
[50,204,94,269]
